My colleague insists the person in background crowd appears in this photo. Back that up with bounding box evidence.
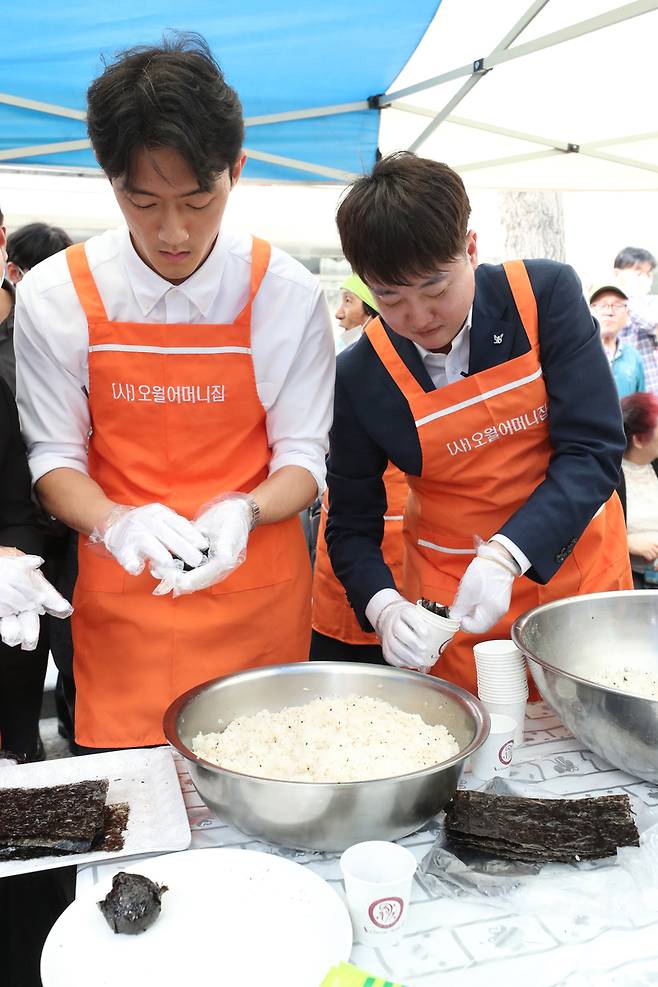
[311,274,407,663]
[6,222,72,285]
[0,372,74,985]
[326,152,631,695]
[621,392,658,588]
[589,282,644,399]
[1,211,78,747]
[0,207,15,390]
[0,371,72,758]
[334,273,378,352]
[616,247,658,394]
[14,34,334,753]
[0,218,73,393]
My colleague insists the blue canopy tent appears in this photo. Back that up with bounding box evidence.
[0,1,439,183]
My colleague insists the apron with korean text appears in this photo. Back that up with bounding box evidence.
[66,238,311,748]
[312,464,408,644]
[366,261,631,696]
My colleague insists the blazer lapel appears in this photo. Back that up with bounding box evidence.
[468,316,517,374]
[384,322,436,392]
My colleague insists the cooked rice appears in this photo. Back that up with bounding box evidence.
[594,666,658,700]
[191,694,460,782]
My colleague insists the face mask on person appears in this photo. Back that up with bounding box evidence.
[617,269,654,297]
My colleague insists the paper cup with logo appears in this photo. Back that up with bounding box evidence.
[480,697,527,747]
[415,601,461,662]
[469,713,516,781]
[340,840,417,946]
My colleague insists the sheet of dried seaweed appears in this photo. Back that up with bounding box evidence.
[418,598,451,617]
[444,790,639,863]
[0,779,109,859]
[96,802,130,853]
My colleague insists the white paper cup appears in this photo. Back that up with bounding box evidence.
[415,602,460,662]
[340,840,417,946]
[469,713,516,781]
[480,698,527,747]
[473,639,524,662]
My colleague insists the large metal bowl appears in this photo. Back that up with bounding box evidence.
[163,661,489,851]
[512,590,658,783]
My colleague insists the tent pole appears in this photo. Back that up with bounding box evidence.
[244,148,358,182]
[406,0,550,152]
[0,140,91,162]
[384,0,658,105]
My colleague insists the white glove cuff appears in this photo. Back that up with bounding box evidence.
[477,541,521,577]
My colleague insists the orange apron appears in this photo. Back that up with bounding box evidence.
[312,464,407,644]
[366,260,631,697]
[67,238,311,749]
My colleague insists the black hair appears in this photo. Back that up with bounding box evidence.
[337,152,471,286]
[363,301,377,318]
[7,223,72,270]
[614,246,657,271]
[87,32,244,191]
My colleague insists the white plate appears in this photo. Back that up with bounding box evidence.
[0,747,190,876]
[41,847,353,987]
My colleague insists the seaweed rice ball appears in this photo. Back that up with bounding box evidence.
[98,871,168,934]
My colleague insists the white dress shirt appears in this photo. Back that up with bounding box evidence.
[14,225,335,495]
[366,311,530,633]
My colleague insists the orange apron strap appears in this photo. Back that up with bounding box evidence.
[65,242,109,323]
[502,260,539,348]
[235,237,272,326]
[365,318,427,399]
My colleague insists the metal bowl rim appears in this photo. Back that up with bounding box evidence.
[163,661,490,788]
[512,588,658,705]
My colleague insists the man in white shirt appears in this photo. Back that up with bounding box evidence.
[14,34,335,750]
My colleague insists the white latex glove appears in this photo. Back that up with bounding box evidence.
[375,593,435,672]
[93,503,208,578]
[0,553,73,650]
[154,494,252,596]
[449,542,519,634]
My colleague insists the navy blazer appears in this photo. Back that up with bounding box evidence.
[325,260,625,630]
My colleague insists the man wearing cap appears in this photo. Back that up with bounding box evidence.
[325,153,632,694]
[590,283,644,400]
[311,274,407,662]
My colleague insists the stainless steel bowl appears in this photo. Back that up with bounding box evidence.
[513,590,658,783]
[163,661,489,851]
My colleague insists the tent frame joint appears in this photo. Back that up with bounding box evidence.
[472,58,491,75]
[566,143,580,153]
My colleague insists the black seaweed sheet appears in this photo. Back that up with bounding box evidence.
[445,790,640,863]
[0,779,109,859]
[419,598,450,618]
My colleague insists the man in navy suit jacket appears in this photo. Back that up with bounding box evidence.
[325,152,629,676]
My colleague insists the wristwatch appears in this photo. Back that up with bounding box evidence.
[247,499,261,531]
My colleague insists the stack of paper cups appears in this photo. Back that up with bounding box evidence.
[472,639,528,747]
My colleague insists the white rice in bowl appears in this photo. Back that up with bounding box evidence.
[594,666,658,700]
[191,694,461,782]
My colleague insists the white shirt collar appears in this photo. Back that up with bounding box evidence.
[118,226,229,318]
[413,307,472,366]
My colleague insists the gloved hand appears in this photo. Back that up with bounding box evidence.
[93,503,209,578]
[449,541,519,634]
[154,494,252,596]
[375,593,435,672]
[0,552,73,651]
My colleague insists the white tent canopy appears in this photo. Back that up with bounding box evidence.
[379,0,658,190]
